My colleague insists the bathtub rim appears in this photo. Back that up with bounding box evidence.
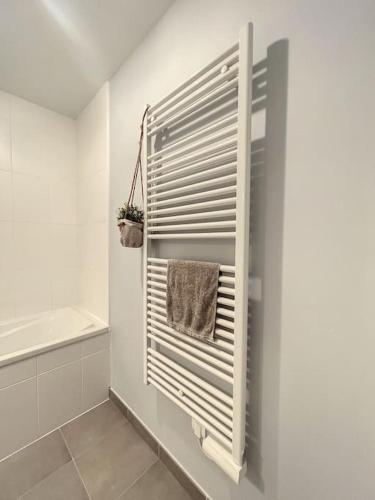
[0,324,109,369]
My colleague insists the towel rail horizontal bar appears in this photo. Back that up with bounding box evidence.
[148,197,236,216]
[146,302,234,352]
[214,328,235,341]
[147,315,233,361]
[148,366,233,432]
[147,271,234,284]
[148,208,236,224]
[148,79,238,136]
[148,150,237,184]
[148,113,238,161]
[148,126,238,169]
[147,280,235,298]
[147,258,235,273]
[149,324,233,373]
[147,261,235,274]
[148,162,237,193]
[148,186,237,208]
[147,333,233,384]
[148,295,235,322]
[147,307,234,348]
[148,348,233,406]
[146,305,234,342]
[148,355,233,417]
[148,43,238,114]
[149,65,239,128]
[216,317,235,330]
[147,232,236,240]
[148,311,234,346]
[147,317,234,366]
[148,220,236,232]
[147,347,233,406]
[148,310,234,343]
[160,96,238,147]
[148,174,237,201]
[148,376,233,450]
[148,138,237,177]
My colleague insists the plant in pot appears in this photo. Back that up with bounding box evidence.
[117,202,144,248]
[117,105,149,248]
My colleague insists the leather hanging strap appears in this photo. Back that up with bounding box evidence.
[127,105,150,210]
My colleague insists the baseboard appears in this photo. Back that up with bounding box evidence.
[109,388,210,500]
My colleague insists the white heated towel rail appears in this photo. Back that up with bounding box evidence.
[143,23,253,483]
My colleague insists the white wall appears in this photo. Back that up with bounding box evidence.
[0,91,78,320]
[77,83,109,323]
[109,1,375,499]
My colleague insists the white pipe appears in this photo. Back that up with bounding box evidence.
[148,356,233,418]
[147,279,235,297]
[148,185,237,208]
[148,138,237,177]
[231,22,253,467]
[148,162,237,193]
[147,295,234,321]
[147,333,233,384]
[148,43,238,114]
[147,258,235,274]
[148,232,235,240]
[148,220,236,232]
[147,376,233,450]
[148,151,237,186]
[148,79,238,136]
[147,208,236,224]
[147,197,236,216]
[147,323,233,370]
[147,114,237,161]
[148,364,233,428]
[147,174,237,200]
[148,348,233,406]
[149,65,239,128]
[148,126,237,169]
[148,314,233,364]
[147,270,234,284]
[146,307,234,353]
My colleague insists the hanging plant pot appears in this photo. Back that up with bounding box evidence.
[117,105,149,249]
[118,218,144,248]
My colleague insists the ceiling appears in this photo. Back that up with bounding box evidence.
[0,0,174,117]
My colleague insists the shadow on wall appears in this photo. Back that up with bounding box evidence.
[245,39,289,493]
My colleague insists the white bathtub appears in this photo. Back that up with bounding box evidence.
[0,307,108,367]
[0,307,110,461]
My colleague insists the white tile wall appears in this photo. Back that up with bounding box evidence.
[38,360,82,435]
[0,378,38,459]
[0,332,110,460]
[82,350,110,411]
[77,83,109,323]
[0,92,11,172]
[0,171,12,221]
[0,90,79,321]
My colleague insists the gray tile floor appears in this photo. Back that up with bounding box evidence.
[0,400,193,500]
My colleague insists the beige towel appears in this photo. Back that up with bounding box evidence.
[166,259,220,341]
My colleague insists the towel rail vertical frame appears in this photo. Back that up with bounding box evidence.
[232,22,253,467]
[143,104,151,385]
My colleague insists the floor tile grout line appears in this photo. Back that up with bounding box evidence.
[68,417,130,462]
[0,398,111,465]
[113,457,160,500]
[17,454,72,500]
[59,428,92,500]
